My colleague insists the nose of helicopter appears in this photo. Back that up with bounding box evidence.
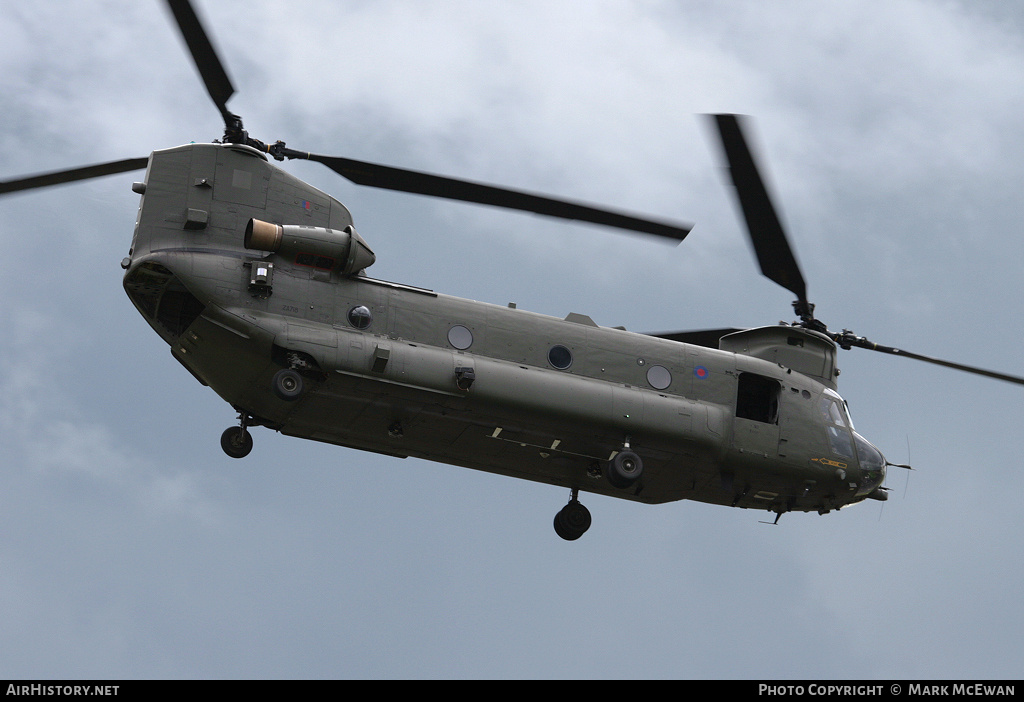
[853,432,886,499]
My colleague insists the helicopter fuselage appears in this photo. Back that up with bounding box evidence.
[122,142,886,517]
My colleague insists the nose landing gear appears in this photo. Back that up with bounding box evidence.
[604,438,644,489]
[553,488,592,541]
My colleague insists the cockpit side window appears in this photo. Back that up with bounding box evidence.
[821,397,855,459]
[821,398,846,426]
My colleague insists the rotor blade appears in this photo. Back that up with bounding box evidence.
[710,114,808,303]
[0,157,148,196]
[164,0,236,121]
[290,151,691,241]
[645,328,744,348]
[838,333,1024,386]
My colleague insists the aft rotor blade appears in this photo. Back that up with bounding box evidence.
[645,328,744,348]
[838,333,1024,386]
[164,0,236,121]
[711,114,808,303]
[293,152,691,241]
[0,157,148,195]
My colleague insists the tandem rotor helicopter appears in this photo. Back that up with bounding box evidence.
[4,1,1022,540]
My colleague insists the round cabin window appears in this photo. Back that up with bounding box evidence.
[447,325,474,350]
[348,305,372,329]
[548,345,573,370]
[646,365,672,390]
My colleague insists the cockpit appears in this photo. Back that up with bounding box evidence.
[820,388,886,497]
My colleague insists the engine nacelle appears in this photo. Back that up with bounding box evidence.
[244,218,376,275]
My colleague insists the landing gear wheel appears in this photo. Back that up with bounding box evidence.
[272,368,304,401]
[220,426,253,459]
[605,449,643,489]
[554,500,592,541]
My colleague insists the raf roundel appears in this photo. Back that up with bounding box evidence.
[694,366,709,379]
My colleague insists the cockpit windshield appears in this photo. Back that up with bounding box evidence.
[853,432,886,496]
[819,390,885,496]
[854,433,884,473]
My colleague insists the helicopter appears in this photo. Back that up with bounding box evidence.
[3,1,1022,542]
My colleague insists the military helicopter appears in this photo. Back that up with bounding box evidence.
[4,1,1022,541]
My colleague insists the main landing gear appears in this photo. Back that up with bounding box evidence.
[221,362,310,458]
[271,350,320,402]
[272,368,304,401]
[221,413,253,459]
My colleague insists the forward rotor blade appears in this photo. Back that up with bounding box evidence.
[0,157,148,196]
[294,152,691,241]
[645,328,744,348]
[838,333,1024,386]
[711,114,808,303]
[164,0,236,121]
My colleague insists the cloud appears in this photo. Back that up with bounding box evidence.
[0,307,226,527]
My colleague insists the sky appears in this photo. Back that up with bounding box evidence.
[2,0,1023,680]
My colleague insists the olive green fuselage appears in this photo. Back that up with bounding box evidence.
[123,142,885,515]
